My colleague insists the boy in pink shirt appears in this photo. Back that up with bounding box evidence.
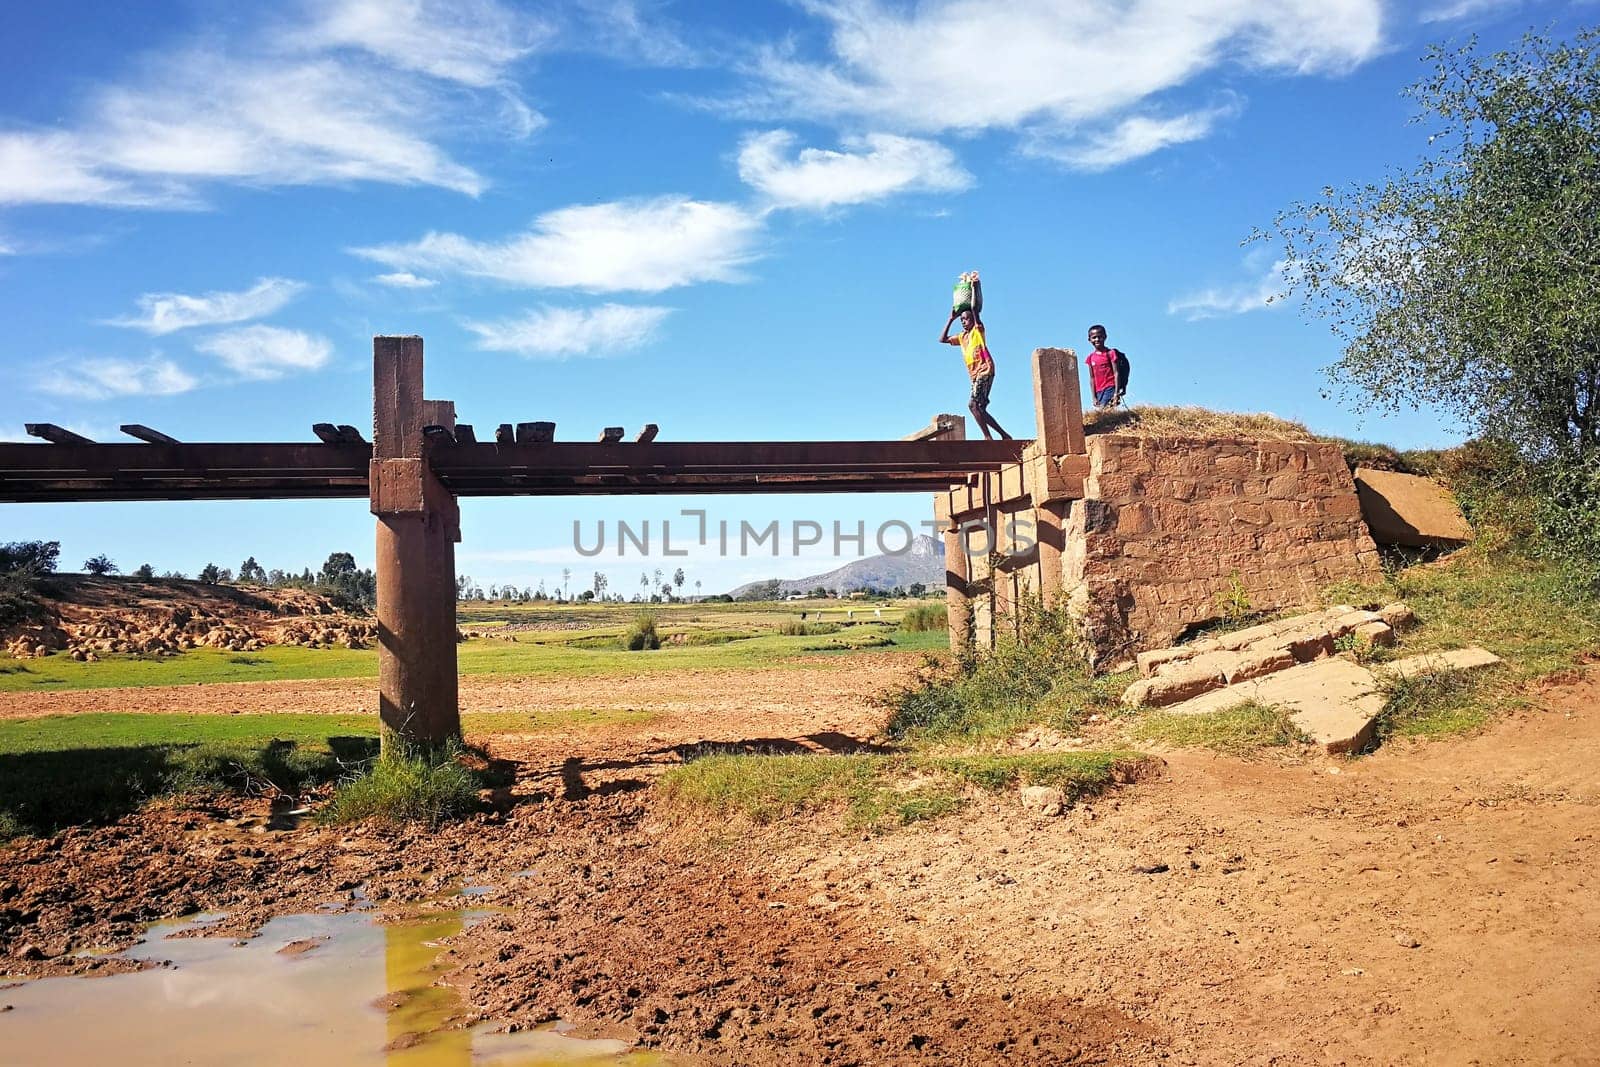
[1085,324,1125,408]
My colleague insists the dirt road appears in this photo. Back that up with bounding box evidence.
[2,666,1597,1064]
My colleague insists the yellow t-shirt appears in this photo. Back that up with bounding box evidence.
[960,325,993,375]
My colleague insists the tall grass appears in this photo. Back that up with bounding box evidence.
[884,600,1120,742]
[898,604,948,633]
[320,740,481,827]
[621,612,661,651]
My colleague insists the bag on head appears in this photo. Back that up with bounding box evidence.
[951,271,984,315]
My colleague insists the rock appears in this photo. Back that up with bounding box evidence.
[1123,662,1227,708]
[1378,602,1417,631]
[12,943,44,961]
[1019,785,1066,817]
[1353,621,1395,649]
[1225,648,1295,683]
[1394,932,1421,949]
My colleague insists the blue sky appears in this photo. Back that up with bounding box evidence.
[2,0,1591,594]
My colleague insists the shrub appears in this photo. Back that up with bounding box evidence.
[777,619,840,636]
[884,600,1118,742]
[320,741,481,827]
[622,612,661,651]
[898,604,948,633]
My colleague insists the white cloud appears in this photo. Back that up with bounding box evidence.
[35,357,199,401]
[195,325,333,380]
[721,0,1385,166]
[289,0,552,87]
[0,1,553,208]
[353,197,762,292]
[108,277,306,335]
[372,272,438,289]
[1168,258,1288,320]
[737,130,972,210]
[1030,99,1243,171]
[1419,0,1523,22]
[465,304,672,357]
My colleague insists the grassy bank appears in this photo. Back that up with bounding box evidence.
[0,708,654,838]
[657,750,1143,830]
[0,623,945,694]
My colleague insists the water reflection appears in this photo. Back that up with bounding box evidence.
[0,907,666,1066]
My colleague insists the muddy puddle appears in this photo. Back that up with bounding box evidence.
[0,906,666,1066]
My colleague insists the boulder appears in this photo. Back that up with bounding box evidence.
[1354,468,1472,547]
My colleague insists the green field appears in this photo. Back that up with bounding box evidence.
[0,598,947,693]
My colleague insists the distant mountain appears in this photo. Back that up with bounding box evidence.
[729,534,945,598]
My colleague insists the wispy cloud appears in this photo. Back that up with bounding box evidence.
[352,197,762,292]
[35,356,199,401]
[0,1,552,208]
[1419,0,1524,23]
[737,130,972,211]
[372,271,438,289]
[1167,256,1288,321]
[288,0,552,87]
[194,325,333,380]
[715,0,1384,168]
[465,304,672,357]
[107,277,306,335]
[1028,98,1244,171]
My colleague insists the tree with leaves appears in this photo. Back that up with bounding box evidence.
[1268,30,1600,461]
[134,563,156,579]
[593,571,608,599]
[83,554,118,575]
[238,556,266,583]
[1266,30,1600,576]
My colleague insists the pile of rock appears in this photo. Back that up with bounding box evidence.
[61,608,266,658]
[1121,602,1502,753]
[1124,602,1416,708]
[274,619,377,649]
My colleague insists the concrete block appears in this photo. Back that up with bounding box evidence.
[1382,647,1501,679]
[1122,661,1227,708]
[1285,629,1335,663]
[1353,620,1395,648]
[1379,602,1417,631]
[1354,468,1473,547]
[1226,647,1295,683]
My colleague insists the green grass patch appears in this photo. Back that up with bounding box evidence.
[0,623,933,694]
[1319,547,1600,739]
[884,604,1123,742]
[1375,670,1494,740]
[0,708,656,839]
[319,741,482,827]
[656,748,1136,831]
[1126,703,1310,755]
[1322,548,1600,680]
[898,604,948,633]
[915,751,1136,799]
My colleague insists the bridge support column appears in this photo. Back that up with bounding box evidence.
[372,336,461,752]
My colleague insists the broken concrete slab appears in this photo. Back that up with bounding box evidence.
[1353,620,1396,648]
[1122,661,1229,707]
[1382,647,1502,679]
[1354,467,1473,547]
[1162,657,1387,755]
